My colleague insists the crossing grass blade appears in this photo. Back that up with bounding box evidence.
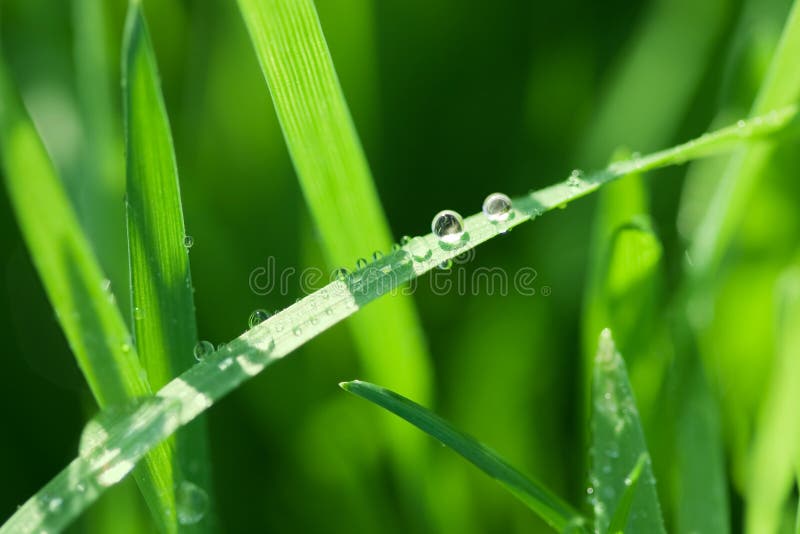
[0,47,177,533]
[746,266,800,534]
[339,380,588,532]
[122,1,213,530]
[235,0,433,418]
[1,107,796,534]
[689,0,800,283]
[590,330,665,533]
[606,454,648,534]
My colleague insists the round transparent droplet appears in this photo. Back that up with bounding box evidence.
[482,193,512,222]
[356,258,368,270]
[133,306,144,320]
[437,259,453,270]
[400,236,411,246]
[176,481,208,525]
[372,251,384,261]
[193,340,214,361]
[391,243,401,252]
[183,235,194,249]
[566,169,584,188]
[292,326,302,336]
[248,309,270,329]
[432,210,465,244]
[333,268,350,281]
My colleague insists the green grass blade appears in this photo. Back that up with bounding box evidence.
[746,266,800,534]
[339,380,587,532]
[591,330,665,533]
[0,48,178,534]
[235,0,433,408]
[673,353,730,534]
[689,0,800,282]
[606,454,647,534]
[71,0,128,308]
[1,109,794,534]
[122,2,213,530]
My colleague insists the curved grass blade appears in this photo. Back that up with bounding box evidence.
[122,2,213,530]
[235,0,433,419]
[590,330,665,533]
[1,107,796,534]
[339,380,587,532]
[746,266,800,534]
[606,454,647,534]
[0,48,178,533]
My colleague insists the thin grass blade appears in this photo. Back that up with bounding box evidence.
[746,266,800,534]
[606,454,648,534]
[1,109,795,534]
[122,4,213,529]
[0,48,177,533]
[235,0,433,425]
[340,380,587,532]
[591,329,665,533]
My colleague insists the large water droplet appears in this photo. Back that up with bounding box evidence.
[372,251,384,261]
[176,480,208,525]
[482,193,512,222]
[566,169,584,188]
[432,210,464,244]
[437,259,453,270]
[248,309,270,329]
[193,340,214,361]
[333,268,350,281]
[183,235,194,249]
[355,258,368,270]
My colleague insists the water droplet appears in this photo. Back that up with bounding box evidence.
[325,307,333,316]
[47,497,62,512]
[737,119,746,129]
[217,343,227,352]
[356,258,368,270]
[333,268,350,281]
[372,251,384,261]
[400,236,411,246]
[101,279,112,292]
[310,316,319,326]
[248,309,270,329]
[293,326,302,336]
[624,477,633,487]
[121,343,131,353]
[193,340,214,361]
[176,481,208,525]
[437,259,453,270]
[183,235,194,249]
[133,307,144,320]
[482,192,512,222]
[586,487,594,495]
[391,243,401,252]
[567,169,584,188]
[432,210,464,244]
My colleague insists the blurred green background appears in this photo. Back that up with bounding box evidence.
[1,0,798,532]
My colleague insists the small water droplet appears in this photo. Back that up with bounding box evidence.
[121,343,131,353]
[292,326,302,336]
[310,316,319,326]
[432,210,464,244]
[400,236,411,246]
[372,251,384,261]
[567,169,584,188]
[133,307,144,320]
[101,279,112,292]
[737,119,746,128]
[193,340,214,361]
[176,481,208,525]
[391,243,401,252]
[437,259,453,270]
[482,192,512,222]
[183,235,194,249]
[47,497,62,512]
[248,309,270,329]
[325,307,333,316]
[333,268,350,281]
[624,477,633,487]
[356,258,368,270]
[586,487,594,495]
